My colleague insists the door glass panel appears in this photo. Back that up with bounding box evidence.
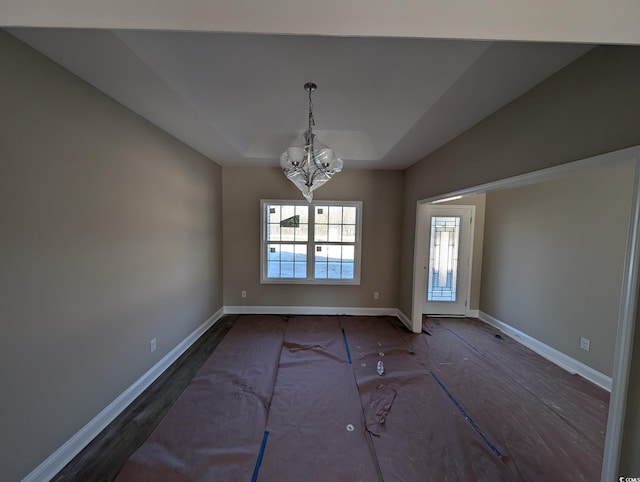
[427,216,461,302]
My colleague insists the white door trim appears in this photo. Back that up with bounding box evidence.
[421,205,475,316]
[410,145,640,482]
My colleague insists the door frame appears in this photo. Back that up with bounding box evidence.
[421,204,475,316]
[410,145,640,482]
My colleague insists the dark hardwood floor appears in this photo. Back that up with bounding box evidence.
[52,314,608,481]
[52,315,237,481]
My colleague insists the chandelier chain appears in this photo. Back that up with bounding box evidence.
[308,88,315,131]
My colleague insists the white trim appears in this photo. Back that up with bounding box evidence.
[421,205,475,317]
[23,304,410,482]
[412,146,640,333]
[478,311,612,391]
[422,145,640,205]
[22,307,225,482]
[602,154,640,481]
[411,202,425,333]
[411,145,640,482]
[224,305,414,332]
[224,305,398,317]
[467,309,480,318]
[396,309,414,332]
[260,199,363,285]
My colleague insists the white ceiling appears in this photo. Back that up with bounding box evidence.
[3,0,640,44]
[3,2,638,170]
[9,27,594,170]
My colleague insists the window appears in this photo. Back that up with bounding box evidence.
[261,200,362,284]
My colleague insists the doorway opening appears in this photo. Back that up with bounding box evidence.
[422,205,474,316]
[410,145,640,482]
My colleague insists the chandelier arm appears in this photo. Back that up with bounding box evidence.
[309,162,331,185]
[311,154,329,174]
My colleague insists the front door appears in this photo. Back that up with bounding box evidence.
[423,206,473,316]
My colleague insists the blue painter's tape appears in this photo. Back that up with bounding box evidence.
[430,372,503,457]
[342,328,353,364]
[447,329,487,358]
[251,431,270,482]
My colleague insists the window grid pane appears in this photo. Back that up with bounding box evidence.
[314,244,355,280]
[314,206,357,243]
[267,204,309,243]
[267,243,307,279]
[264,201,360,283]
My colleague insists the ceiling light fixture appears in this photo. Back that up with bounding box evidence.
[280,83,343,202]
[432,195,463,204]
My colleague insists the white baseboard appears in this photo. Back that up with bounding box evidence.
[467,309,480,318]
[225,305,415,333]
[224,305,415,332]
[23,306,412,481]
[224,305,399,317]
[478,311,612,392]
[23,307,225,482]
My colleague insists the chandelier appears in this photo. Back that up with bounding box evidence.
[280,83,343,202]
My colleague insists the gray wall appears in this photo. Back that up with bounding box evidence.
[401,45,640,474]
[5,28,640,479]
[480,163,634,376]
[0,31,223,480]
[222,167,403,309]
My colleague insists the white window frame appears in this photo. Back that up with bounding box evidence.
[260,199,362,285]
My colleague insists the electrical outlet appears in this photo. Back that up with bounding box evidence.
[374,292,379,300]
[241,290,247,298]
[150,338,157,352]
[580,337,590,351]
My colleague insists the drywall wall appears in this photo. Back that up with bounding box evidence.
[433,193,486,311]
[400,44,640,475]
[0,31,223,480]
[481,163,634,376]
[401,45,640,317]
[222,167,403,309]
